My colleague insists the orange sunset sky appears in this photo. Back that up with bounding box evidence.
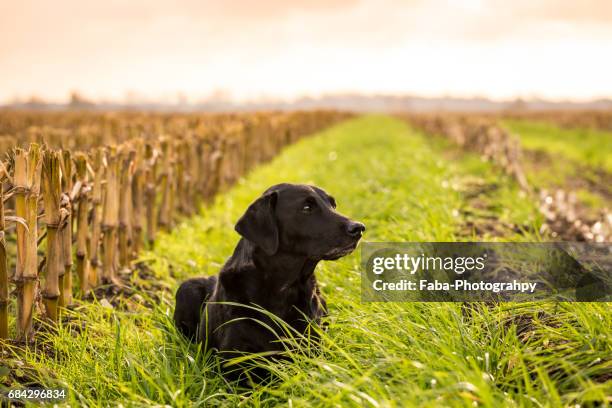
[1,0,612,103]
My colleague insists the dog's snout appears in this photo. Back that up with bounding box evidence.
[347,221,366,237]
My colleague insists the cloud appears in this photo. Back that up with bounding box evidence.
[503,0,612,24]
[1,0,611,101]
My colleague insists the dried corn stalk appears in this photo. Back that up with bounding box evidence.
[88,149,103,287]
[13,144,42,339]
[42,151,63,321]
[175,140,187,215]
[118,149,135,271]
[0,188,8,339]
[60,150,74,306]
[101,148,120,284]
[209,146,224,198]
[157,139,174,230]
[144,143,158,246]
[74,153,90,294]
[131,141,145,255]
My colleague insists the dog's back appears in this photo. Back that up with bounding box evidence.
[173,276,217,340]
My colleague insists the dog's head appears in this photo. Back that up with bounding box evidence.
[235,183,365,260]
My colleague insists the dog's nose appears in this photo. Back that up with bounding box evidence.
[347,221,366,237]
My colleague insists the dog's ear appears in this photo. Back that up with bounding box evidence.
[311,185,336,209]
[327,194,337,209]
[235,191,279,255]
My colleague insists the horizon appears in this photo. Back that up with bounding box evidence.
[4,90,612,108]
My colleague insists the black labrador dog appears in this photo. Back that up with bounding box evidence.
[174,183,364,368]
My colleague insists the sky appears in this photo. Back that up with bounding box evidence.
[1,0,612,103]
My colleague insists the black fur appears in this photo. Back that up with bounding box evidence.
[173,183,365,378]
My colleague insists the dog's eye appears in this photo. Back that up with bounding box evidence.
[302,199,316,213]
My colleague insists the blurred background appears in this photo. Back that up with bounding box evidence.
[2,0,612,111]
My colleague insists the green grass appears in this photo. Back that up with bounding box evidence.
[501,119,611,217]
[2,116,610,407]
[502,120,612,173]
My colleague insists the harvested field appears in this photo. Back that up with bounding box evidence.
[2,114,609,407]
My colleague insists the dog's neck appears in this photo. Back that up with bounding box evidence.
[228,238,319,287]
[252,245,318,287]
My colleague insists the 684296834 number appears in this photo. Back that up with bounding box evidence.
[4,387,67,402]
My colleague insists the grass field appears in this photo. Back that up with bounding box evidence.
[6,116,611,407]
[502,120,612,173]
[502,120,612,216]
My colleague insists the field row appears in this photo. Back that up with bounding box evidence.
[401,113,611,242]
[0,111,349,341]
[0,112,610,406]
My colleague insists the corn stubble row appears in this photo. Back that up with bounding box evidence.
[402,113,611,242]
[0,110,350,341]
[499,110,612,131]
